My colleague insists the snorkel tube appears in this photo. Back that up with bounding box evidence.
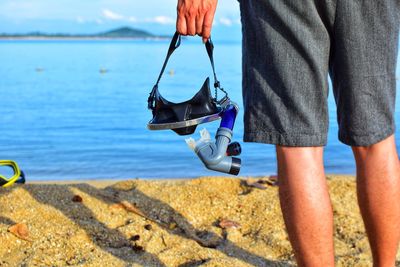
[190,103,242,175]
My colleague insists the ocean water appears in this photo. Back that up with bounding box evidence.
[0,39,399,181]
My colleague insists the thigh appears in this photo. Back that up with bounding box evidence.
[330,0,400,146]
[240,0,335,146]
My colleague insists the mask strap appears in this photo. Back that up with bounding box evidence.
[148,32,226,110]
[205,38,228,103]
[148,32,181,110]
[205,38,219,88]
[156,32,181,86]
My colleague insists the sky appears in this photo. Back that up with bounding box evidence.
[0,0,241,36]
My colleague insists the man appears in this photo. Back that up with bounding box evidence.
[176,0,400,266]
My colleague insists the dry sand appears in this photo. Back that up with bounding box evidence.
[0,175,399,267]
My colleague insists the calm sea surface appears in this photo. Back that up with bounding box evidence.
[0,39,399,181]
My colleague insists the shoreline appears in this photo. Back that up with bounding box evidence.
[0,36,169,41]
[26,174,356,187]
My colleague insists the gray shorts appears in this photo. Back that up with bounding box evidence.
[240,0,400,146]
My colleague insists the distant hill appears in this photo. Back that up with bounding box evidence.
[0,27,165,39]
[98,27,154,38]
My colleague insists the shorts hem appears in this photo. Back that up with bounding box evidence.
[338,127,395,146]
[243,131,327,147]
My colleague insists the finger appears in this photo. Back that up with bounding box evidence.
[176,1,187,35]
[186,13,196,36]
[196,14,204,35]
[176,14,187,35]
[202,10,215,43]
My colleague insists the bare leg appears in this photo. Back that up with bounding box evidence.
[276,146,335,267]
[352,135,400,267]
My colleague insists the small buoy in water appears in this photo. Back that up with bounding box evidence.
[99,68,108,74]
[168,69,175,76]
[35,68,44,72]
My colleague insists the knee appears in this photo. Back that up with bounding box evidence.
[275,146,325,180]
[276,145,323,155]
[352,134,396,162]
[351,135,396,159]
[276,146,324,164]
[352,145,374,161]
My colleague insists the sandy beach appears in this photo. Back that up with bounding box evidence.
[0,175,399,267]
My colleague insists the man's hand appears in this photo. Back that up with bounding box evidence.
[176,0,218,43]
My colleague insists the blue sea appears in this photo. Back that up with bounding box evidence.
[0,39,399,181]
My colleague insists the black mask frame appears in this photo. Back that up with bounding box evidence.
[147,32,229,135]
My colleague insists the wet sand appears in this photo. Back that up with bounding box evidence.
[0,175,399,266]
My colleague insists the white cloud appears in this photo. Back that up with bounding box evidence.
[76,16,85,24]
[99,10,174,25]
[74,16,106,25]
[219,17,233,26]
[102,9,124,20]
[80,9,177,26]
[142,16,175,25]
[128,16,137,22]
[152,16,174,25]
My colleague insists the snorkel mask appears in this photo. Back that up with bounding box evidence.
[147,32,242,175]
